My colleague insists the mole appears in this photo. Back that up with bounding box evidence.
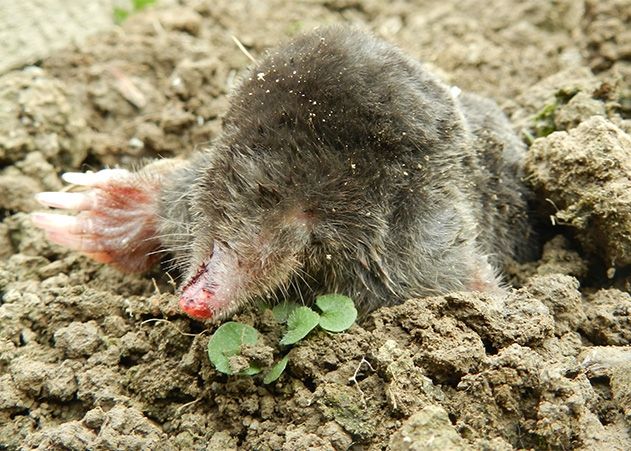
[32,26,535,321]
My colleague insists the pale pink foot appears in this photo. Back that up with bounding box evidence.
[32,169,163,273]
[467,257,506,296]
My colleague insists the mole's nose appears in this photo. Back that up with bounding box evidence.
[179,279,215,319]
[178,242,238,320]
[179,262,215,319]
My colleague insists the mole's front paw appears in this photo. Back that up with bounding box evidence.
[32,169,163,272]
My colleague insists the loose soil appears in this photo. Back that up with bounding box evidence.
[1,0,630,449]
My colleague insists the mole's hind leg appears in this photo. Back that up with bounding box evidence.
[31,160,187,273]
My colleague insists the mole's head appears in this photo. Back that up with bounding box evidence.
[178,141,378,321]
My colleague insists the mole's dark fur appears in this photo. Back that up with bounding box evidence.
[151,26,534,319]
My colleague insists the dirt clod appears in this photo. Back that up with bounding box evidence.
[525,116,631,268]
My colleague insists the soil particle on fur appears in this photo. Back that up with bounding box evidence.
[1,0,631,449]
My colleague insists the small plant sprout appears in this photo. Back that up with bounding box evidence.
[280,306,320,345]
[316,294,357,332]
[263,356,289,384]
[114,0,157,24]
[207,322,262,376]
[272,301,301,323]
[207,295,358,383]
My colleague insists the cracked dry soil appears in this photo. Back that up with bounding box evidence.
[1,0,630,449]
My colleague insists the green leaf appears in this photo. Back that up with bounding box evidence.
[207,322,262,375]
[132,0,157,11]
[316,294,357,332]
[272,301,300,323]
[113,7,129,24]
[263,355,289,384]
[280,306,320,345]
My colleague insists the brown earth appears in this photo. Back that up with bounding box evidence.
[1,0,630,449]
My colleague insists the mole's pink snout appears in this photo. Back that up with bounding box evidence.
[178,244,236,320]
[179,268,215,320]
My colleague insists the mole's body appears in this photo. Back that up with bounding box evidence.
[33,27,534,320]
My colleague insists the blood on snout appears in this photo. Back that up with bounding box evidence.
[179,262,216,319]
[179,292,214,319]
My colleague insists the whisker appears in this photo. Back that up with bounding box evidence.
[160,255,190,271]
[289,277,306,305]
[148,232,194,240]
[146,246,189,257]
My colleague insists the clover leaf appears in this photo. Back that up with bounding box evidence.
[207,322,262,375]
[272,301,300,323]
[280,306,320,345]
[316,294,357,332]
[263,355,289,384]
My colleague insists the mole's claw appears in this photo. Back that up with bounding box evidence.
[44,230,105,253]
[31,212,89,234]
[34,191,96,210]
[33,166,167,273]
[62,169,130,187]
